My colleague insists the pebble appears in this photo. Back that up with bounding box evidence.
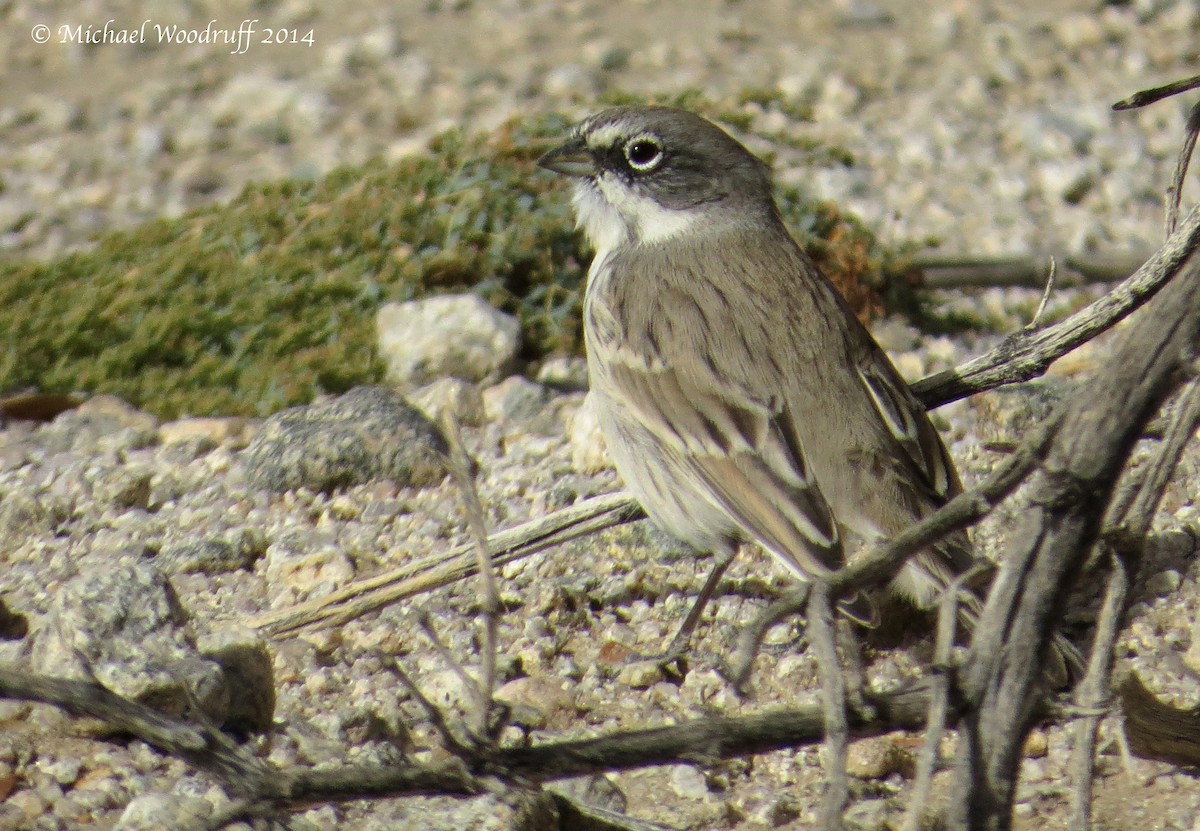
[482,375,553,423]
[409,377,486,427]
[845,734,915,780]
[567,392,611,473]
[114,793,214,831]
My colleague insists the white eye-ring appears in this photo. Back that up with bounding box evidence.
[623,136,664,171]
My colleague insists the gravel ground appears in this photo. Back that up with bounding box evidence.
[3,1,1200,829]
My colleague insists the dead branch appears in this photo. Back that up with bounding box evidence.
[945,246,1200,829]
[1167,102,1200,235]
[1112,73,1200,110]
[903,565,981,831]
[441,411,502,743]
[912,251,1149,289]
[246,490,644,639]
[1067,556,1126,831]
[911,202,1200,409]
[808,585,849,829]
[0,664,946,812]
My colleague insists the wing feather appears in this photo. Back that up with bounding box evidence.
[602,355,845,578]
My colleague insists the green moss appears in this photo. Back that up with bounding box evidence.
[0,105,905,419]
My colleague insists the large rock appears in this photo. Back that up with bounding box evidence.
[31,560,229,722]
[241,385,449,493]
[376,293,520,386]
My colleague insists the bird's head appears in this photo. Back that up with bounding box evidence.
[539,106,776,254]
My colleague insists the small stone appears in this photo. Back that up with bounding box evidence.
[376,294,520,386]
[92,467,153,510]
[550,775,625,817]
[158,529,265,575]
[616,660,663,689]
[494,676,577,730]
[4,790,46,823]
[536,356,589,390]
[668,764,709,800]
[409,377,486,427]
[846,734,915,779]
[159,417,250,447]
[761,794,803,827]
[1146,569,1182,597]
[1037,159,1096,204]
[264,534,355,598]
[483,376,553,423]
[1053,12,1106,49]
[35,395,158,455]
[36,757,82,787]
[30,561,229,722]
[835,0,894,26]
[569,393,611,473]
[1023,729,1049,758]
[541,64,599,99]
[844,798,892,830]
[114,793,213,831]
[210,73,327,138]
[198,627,276,735]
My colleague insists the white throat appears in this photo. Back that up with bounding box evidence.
[572,174,700,263]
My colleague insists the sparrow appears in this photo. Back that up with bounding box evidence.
[538,105,1076,682]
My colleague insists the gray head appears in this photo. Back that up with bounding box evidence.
[538,106,776,252]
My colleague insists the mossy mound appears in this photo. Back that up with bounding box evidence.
[0,104,903,419]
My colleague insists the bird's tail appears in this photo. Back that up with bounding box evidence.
[894,543,1084,689]
[951,583,1084,689]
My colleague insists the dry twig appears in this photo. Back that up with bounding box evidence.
[808,584,849,830]
[912,203,1200,408]
[902,564,989,831]
[912,251,1149,289]
[1067,556,1126,831]
[1113,74,1200,110]
[441,411,502,742]
[246,491,643,638]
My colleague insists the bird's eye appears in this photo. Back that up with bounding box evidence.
[623,137,663,171]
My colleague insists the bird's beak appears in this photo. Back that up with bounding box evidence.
[538,136,595,177]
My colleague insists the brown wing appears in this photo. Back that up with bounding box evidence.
[600,351,846,581]
[855,352,961,501]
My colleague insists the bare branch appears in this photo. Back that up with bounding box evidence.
[903,565,987,831]
[1026,257,1056,331]
[911,252,1148,290]
[911,203,1200,409]
[246,491,643,639]
[945,247,1200,828]
[1112,73,1200,110]
[808,584,849,829]
[441,411,501,740]
[1167,102,1200,236]
[0,668,285,800]
[1068,556,1126,831]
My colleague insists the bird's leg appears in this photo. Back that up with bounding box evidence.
[618,546,740,667]
[655,546,738,665]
